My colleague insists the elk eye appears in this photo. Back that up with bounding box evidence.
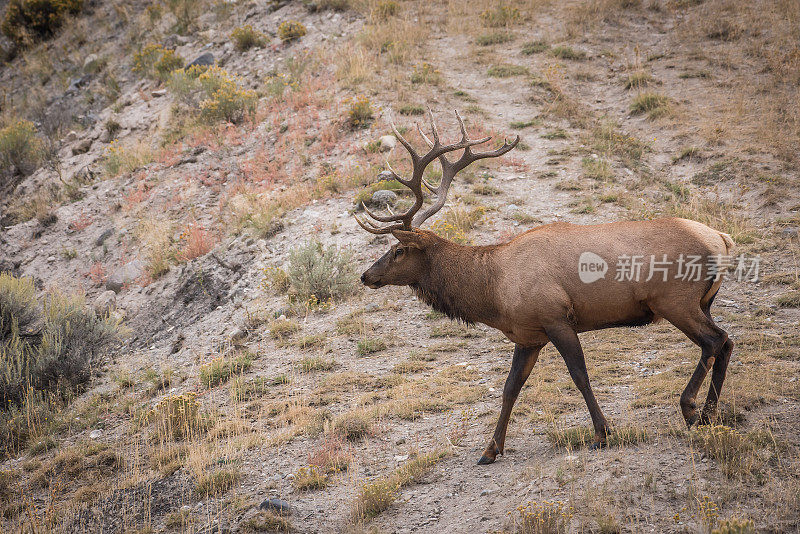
[394,248,404,258]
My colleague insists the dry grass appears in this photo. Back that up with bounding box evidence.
[630,91,672,119]
[546,424,650,449]
[689,424,778,479]
[352,448,450,521]
[195,469,242,496]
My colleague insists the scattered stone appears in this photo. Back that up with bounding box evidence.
[371,189,398,207]
[66,77,85,94]
[72,138,92,155]
[151,88,167,97]
[781,227,798,239]
[89,429,102,439]
[83,54,99,71]
[377,170,394,181]
[96,228,114,247]
[378,134,397,152]
[66,130,78,142]
[94,290,117,315]
[106,259,145,293]
[188,52,215,68]
[170,332,185,354]
[480,489,492,496]
[230,327,246,343]
[394,454,409,462]
[47,255,56,263]
[259,498,293,515]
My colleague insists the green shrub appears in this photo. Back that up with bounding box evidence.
[476,32,514,46]
[278,20,306,42]
[132,43,184,82]
[199,353,252,388]
[487,63,528,77]
[231,24,267,51]
[1,0,83,46]
[397,103,425,115]
[0,120,42,176]
[0,273,117,457]
[551,45,586,60]
[168,66,257,123]
[287,240,358,302]
[630,91,671,118]
[197,66,257,123]
[0,273,118,407]
[521,40,549,54]
[479,4,520,27]
[357,338,387,356]
[347,95,374,129]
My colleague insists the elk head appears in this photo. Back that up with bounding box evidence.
[357,110,519,288]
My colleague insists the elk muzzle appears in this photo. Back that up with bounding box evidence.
[360,267,384,289]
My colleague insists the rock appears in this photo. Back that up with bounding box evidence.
[94,290,117,315]
[480,489,492,496]
[378,135,397,152]
[89,429,102,439]
[100,128,115,143]
[230,327,246,343]
[66,77,85,94]
[83,54,100,71]
[781,227,798,238]
[72,138,92,155]
[371,189,398,207]
[188,52,215,68]
[151,89,167,97]
[66,130,78,142]
[95,228,114,247]
[377,170,394,181]
[106,259,145,293]
[259,498,293,515]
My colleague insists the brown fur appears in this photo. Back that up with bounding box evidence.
[361,218,735,464]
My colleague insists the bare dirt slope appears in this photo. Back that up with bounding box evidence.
[0,0,799,533]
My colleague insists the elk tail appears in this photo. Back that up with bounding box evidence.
[700,232,735,314]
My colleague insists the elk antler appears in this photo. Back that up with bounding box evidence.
[354,109,520,234]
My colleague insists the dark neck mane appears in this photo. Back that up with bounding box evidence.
[409,242,499,326]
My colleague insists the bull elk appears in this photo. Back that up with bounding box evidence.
[357,110,734,465]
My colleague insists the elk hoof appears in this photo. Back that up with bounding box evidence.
[477,441,500,465]
[588,440,607,451]
[685,412,700,429]
[698,412,713,426]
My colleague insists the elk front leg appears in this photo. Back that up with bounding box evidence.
[545,324,610,450]
[478,344,542,465]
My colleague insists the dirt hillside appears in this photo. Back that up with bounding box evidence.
[0,0,798,533]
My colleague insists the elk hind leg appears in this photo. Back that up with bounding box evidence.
[658,305,729,428]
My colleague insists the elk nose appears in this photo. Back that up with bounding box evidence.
[360,273,367,284]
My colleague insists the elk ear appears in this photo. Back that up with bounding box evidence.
[392,229,433,250]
